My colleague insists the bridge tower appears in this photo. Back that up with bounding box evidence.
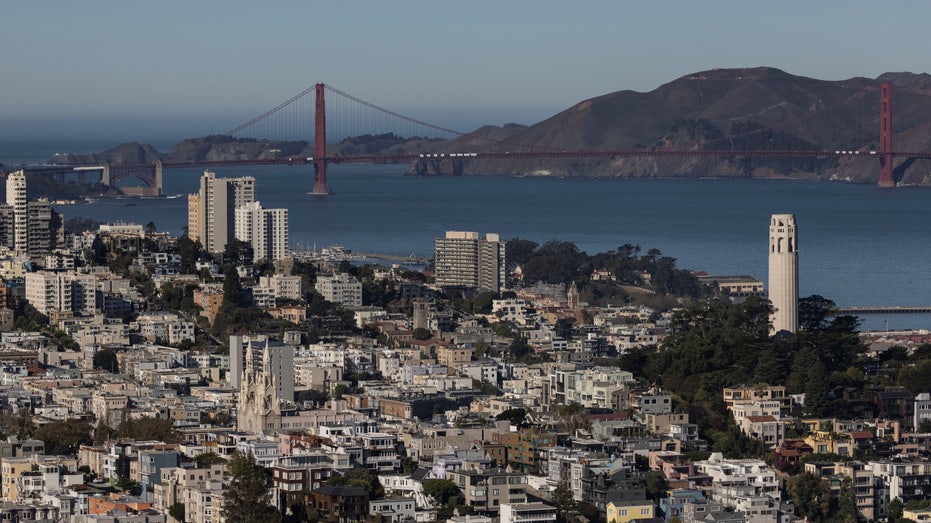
[154,160,163,196]
[101,164,110,186]
[878,82,894,187]
[312,83,330,195]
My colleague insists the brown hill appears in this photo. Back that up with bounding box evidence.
[414,67,931,185]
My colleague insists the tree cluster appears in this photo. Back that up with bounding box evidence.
[506,239,707,305]
[618,296,867,440]
[221,452,280,523]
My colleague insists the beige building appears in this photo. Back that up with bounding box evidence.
[188,170,256,254]
[446,467,527,515]
[434,231,506,293]
[437,345,473,368]
[24,271,97,316]
[154,463,227,523]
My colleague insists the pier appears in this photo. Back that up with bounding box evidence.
[836,306,931,315]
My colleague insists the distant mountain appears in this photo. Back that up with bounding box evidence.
[415,67,931,185]
[50,67,931,185]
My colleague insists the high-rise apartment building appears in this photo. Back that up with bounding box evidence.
[6,171,27,253]
[188,170,255,253]
[234,201,289,261]
[2,173,62,257]
[434,231,506,293]
[768,214,798,333]
[27,199,62,257]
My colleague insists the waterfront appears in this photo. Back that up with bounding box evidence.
[5,139,931,330]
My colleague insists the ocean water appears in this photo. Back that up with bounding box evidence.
[4,139,931,330]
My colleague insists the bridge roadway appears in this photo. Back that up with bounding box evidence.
[836,306,931,315]
[18,148,931,175]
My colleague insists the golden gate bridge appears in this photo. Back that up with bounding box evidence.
[18,82,924,195]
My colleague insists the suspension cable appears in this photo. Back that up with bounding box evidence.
[224,85,317,136]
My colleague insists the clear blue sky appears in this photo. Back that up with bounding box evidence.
[3,0,930,141]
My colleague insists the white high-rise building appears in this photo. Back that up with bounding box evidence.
[434,231,506,293]
[24,271,97,316]
[6,171,27,253]
[315,273,362,307]
[188,170,255,253]
[768,214,798,333]
[234,201,289,261]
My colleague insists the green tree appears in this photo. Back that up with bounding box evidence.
[472,291,498,314]
[798,295,838,332]
[195,452,228,466]
[93,349,119,373]
[422,479,462,505]
[496,408,528,427]
[787,472,830,523]
[643,471,669,501]
[802,357,831,417]
[116,477,139,495]
[550,482,578,523]
[474,338,488,358]
[169,502,186,523]
[835,476,858,523]
[508,336,532,360]
[221,452,280,523]
[326,468,384,497]
[117,416,181,443]
[554,318,576,341]
[412,327,432,340]
[0,408,35,440]
[33,419,93,455]
[222,265,245,308]
[504,238,539,268]
[888,499,905,523]
[898,359,931,394]
[295,389,330,407]
[15,303,50,331]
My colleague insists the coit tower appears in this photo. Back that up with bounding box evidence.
[769,214,798,333]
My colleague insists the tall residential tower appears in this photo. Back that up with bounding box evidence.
[6,171,27,253]
[434,231,506,293]
[768,214,798,334]
[188,170,255,254]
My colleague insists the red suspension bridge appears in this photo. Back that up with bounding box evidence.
[21,81,924,194]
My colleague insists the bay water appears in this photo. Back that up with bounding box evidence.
[4,140,931,331]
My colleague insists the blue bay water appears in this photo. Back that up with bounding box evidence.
[4,139,931,330]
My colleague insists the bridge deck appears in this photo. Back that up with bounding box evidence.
[836,306,931,315]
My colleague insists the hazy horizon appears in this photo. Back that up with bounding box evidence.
[4,1,931,133]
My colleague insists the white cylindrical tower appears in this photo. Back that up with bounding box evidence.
[769,214,798,333]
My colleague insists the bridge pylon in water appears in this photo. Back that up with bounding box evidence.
[878,82,894,188]
[311,83,330,195]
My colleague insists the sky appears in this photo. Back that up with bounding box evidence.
[3,0,931,143]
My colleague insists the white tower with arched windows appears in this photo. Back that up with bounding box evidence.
[769,214,798,334]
